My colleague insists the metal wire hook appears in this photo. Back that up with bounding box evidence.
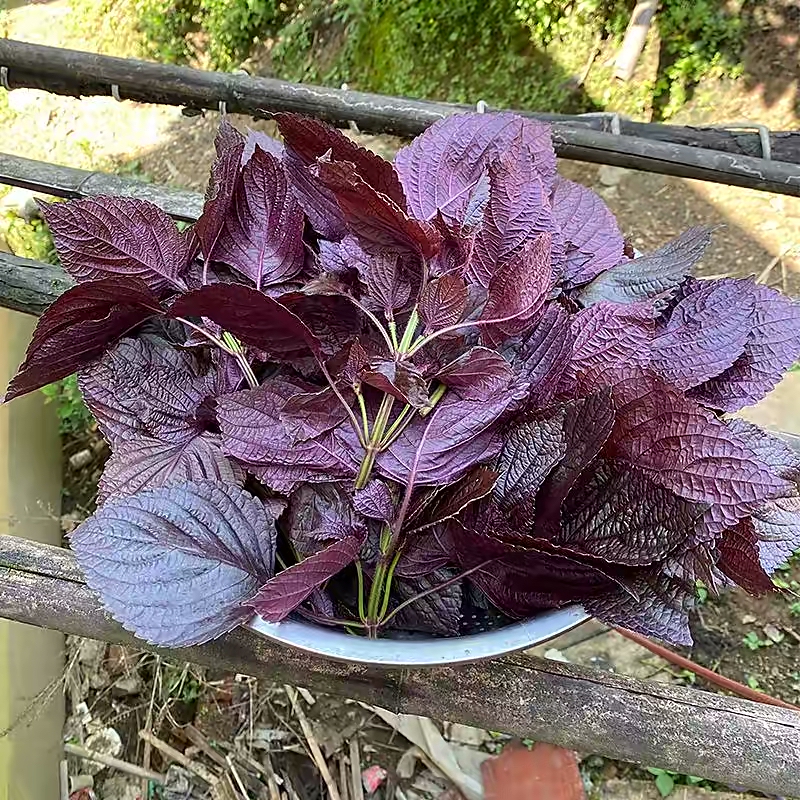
[0,67,9,92]
[476,100,487,114]
[718,122,772,161]
[110,84,121,102]
[219,100,227,116]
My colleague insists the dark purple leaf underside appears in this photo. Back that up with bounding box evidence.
[610,375,790,531]
[651,278,755,390]
[550,177,624,288]
[410,466,498,532]
[419,274,468,332]
[40,197,189,294]
[287,483,362,556]
[395,531,451,578]
[97,432,243,503]
[479,233,553,346]
[690,284,800,411]
[393,571,462,635]
[535,391,615,534]
[358,251,410,314]
[557,461,700,565]
[718,519,774,594]
[215,146,305,289]
[394,112,556,223]
[513,303,575,408]
[577,227,713,307]
[275,113,406,207]
[467,144,551,288]
[361,360,429,408]
[250,532,364,622]
[5,278,161,401]
[316,158,440,259]
[170,284,323,361]
[437,347,514,401]
[494,414,566,526]
[71,480,277,646]
[194,120,245,261]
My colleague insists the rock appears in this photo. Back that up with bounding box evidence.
[597,165,629,187]
[741,614,757,624]
[111,674,142,696]
[763,623,784,644]
[69,449,94,470]
[444,722,490,746]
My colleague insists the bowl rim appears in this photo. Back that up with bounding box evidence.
[248,605,590,667]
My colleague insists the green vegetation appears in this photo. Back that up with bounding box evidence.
[742,630,773,650]
[645,767,711,797]
[129,0,746,119]
[41,375,95,436]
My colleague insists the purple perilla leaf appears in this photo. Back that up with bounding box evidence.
[354,480,396,524]
[419,274,468,333]
[70,480,277,647]
[287,483,363,557]
[437,347,514,401]
[361,360,430,408]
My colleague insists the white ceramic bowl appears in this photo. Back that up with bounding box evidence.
[248,605,589,667]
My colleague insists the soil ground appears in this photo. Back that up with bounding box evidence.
[1,1,800,799]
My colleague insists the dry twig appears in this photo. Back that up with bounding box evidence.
[65,741,165,783]
[139,729,218,784]
[349,738,365,800]
[284,684,342,800]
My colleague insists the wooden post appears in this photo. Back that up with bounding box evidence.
[614,0,659,82]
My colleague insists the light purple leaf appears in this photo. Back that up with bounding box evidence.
[40,197,189,294]
[577,227,713,307]
[251,532,365,622]
[98,432,243,503]
[280,388,350,442]
[419,274,468,332]
[218,380,360,493]
[568,300,654,393]
[377,390,515,487]
[4,278,162,401]
[550,177,624,288]
[79,337,213,445]
[753,495,800,572]
[394,112,556,223]
[242,129,284,163]
[70,480,277,646]
[437,347,514,401]
[216,146,305,290]
[354,480,395,524]
[194,120,245,261]
[651,278,755,389]
[724,418,800,483]
[690,284,800,411]
[583,571,695,646]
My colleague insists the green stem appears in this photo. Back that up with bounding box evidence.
[377,548,404,621]
[388,319,400,351]
[419,383,447,417]
[355,560,366,622]
[357,391,370,442]
[379,404,411,448]
[398,308,419,353]
[354,394,394,489]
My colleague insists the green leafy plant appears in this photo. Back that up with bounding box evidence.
[41,375,94,436]
[742,631,771,651]
[789,601,800,617]
[646,767,708,798]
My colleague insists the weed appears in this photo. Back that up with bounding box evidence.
[742,631,771,651]
[2,214,57,264]
[41,375,94,436]
[695,579,708,605]
[789,601,800,617]
[746,674,761,690]
[646,767,708,798]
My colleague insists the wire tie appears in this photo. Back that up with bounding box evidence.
[476,100,487,114]
[0,67,9,91]
[219,100,227,116]
[110,83,121,102]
